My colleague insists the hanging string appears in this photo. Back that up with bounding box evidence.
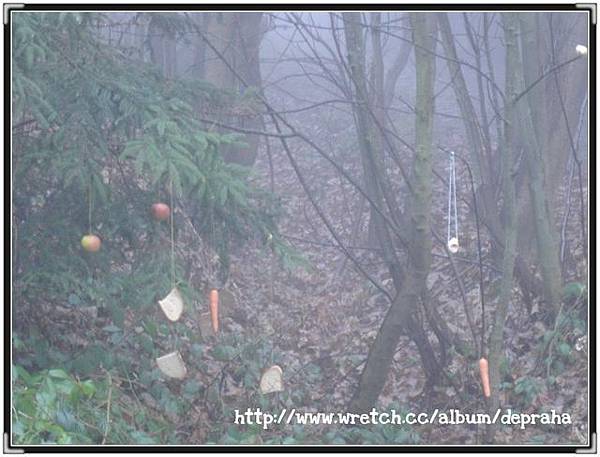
[210,203,216,288]
[439,146,486,357]
[452,155,458,241]
[169,176,175,286]
[471,172,486,358]
[88,173,93,234]
[447,151,459,245]
[441,148,490,401]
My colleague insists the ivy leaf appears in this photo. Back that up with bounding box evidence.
[212,345,236,361]
[48,369,70,380]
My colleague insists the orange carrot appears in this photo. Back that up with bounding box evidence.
[479,357,491,398]
[209,288,219,333]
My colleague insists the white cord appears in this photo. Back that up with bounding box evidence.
[447,153,453,242]
[447,151,459,252]
[453,154,458,238]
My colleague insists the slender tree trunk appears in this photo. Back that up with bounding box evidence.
[191,13,207,80]
[485,13,520,443]
[438,12,542,322]
[437,14,486,184]
[383,18,412,106]
[366,13,400,248]
[343,12,439,412]
[343,12,394,269]
[463,14,493,164]
[406,10,440,388]
[437,13,504,256]
[408,11,436,307]
[517,14,563,320]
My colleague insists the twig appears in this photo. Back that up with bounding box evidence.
[549,17,587,257]
[432,229,479,355]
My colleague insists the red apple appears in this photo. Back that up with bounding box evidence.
[151,202,170,221]
[81,234,101,252]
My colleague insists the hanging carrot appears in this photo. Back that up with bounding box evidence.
[479,357,491,398]
[209,288,219,333]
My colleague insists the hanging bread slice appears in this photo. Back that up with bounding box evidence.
[158,287,184,322]
[156,351,187,379]
[259,365,284,394]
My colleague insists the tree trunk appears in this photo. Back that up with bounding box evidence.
[202,12,264,167]
[344,12,439,412]
[517,14,563,320]
[485,13,520,443]
[223,13,264,166]
[383,18,412,106]
[148,14,177,79]
[408,12,436,300]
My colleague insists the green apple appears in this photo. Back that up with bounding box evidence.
[81,234,101,252]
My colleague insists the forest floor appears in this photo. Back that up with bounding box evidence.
[214,110,590,445]
[12,110,589,447]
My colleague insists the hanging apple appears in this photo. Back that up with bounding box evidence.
[81,234,101,252]
[151,202,170,221]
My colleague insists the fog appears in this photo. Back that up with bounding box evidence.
[11,9,590,447]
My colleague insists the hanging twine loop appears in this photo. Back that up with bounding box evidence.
[447,151,459,253]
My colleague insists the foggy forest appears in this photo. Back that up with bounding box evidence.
[10,8,590,447]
